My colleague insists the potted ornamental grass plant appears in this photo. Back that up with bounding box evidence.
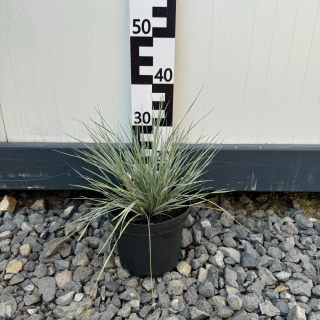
[62,100,241,298]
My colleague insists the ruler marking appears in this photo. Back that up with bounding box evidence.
[130,0,176,157]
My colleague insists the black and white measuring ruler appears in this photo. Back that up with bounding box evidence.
[130,0,176,154]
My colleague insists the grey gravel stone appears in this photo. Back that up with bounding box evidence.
[189,307,210,320]
[217,306,235,318]
[259,300,280,317]
[43,237,65,257]
[227,294,242,311]
[268,246,285,260]
[295,213,313,229]
[2,193,320,320]
[198,281,215,298]
[279,240,294,252]
[220,212,234,227]
[168,280,185,296]
[38,277,56,302]
[181,229,193,248]
[24,294,41,306]
[241,293,261,312]
[310,299,320,312]
[117,303,131,318]
[73,266,93,282]
[275,300,289,316]
[286,279,312,297]
[247,279,265,295]
[171,296,186,311]
[99,303,119,320]
[225,267,238,289]
[312,286,320,296]
[241,252,258,268]
[119,288,141,301]
[56,291,75,306]
[258,267,277,285]
[219,247,240,264]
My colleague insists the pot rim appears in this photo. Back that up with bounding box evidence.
[109,206,190,236]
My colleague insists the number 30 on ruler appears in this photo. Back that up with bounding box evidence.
[130,0,176,133]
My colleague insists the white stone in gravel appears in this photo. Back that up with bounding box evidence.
[286,236,295,246]
[21,222,33,233]
[24,284,35,292]
[0,295,16,317]
[114,256,122,268]
[0,230,12,240]
[62,206,74,218]
[74,293,84,302]
[176,261,191,277]
[287,305,306,320]
[198,267,208,283]
[200,220,211,229]
[129,300,140,309]
[218,247,240,264]
[211,250,225,269]
[20,243,32,257]
[275,271,292,282]
[0,195,16,213]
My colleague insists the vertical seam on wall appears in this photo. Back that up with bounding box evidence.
[295,1,320,144]
[257,0,279,142]
[0,104,8,142]
[237,0,258,144]
[273,0,300,142]
[203,0,215,137]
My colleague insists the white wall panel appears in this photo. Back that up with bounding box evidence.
[1,0,320,144]
[0,0,130,143]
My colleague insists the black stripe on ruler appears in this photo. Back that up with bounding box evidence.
[132,125,153,149]
[130,37,153,85]
[152,0,176,38]
[152,84,174,126]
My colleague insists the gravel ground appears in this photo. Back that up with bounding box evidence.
[0,191,320,320]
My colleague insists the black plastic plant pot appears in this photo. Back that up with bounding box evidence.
[110,208,189,277]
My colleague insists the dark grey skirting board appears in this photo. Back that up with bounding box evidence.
[0,143,319,191]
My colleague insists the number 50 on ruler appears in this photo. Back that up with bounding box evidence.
[130,0,176,139]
